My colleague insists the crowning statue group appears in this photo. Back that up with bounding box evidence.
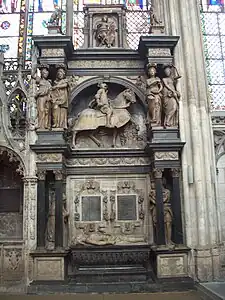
[32,64,70,130]
[146,63,181,128]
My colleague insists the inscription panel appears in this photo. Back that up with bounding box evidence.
[81,196,101,221]
[117,195,137,221]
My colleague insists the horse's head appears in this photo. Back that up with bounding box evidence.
[123,89,136,104]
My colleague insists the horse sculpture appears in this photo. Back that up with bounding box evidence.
[68,89,137,148]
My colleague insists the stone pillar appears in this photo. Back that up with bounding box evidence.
[37,170,46,248]
[23,177,38,249]
[164,0,221,279]
[54,170,64,248]
[171,168,183,244]
[66,0,73,37]
[153,168,166,245]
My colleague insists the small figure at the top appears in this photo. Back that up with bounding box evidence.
[150,7,162,26]
[149,6,164,34]
[162,64,181,128]
[48,6,61,26]
[95,15,117,48]
[146,63,163,126]
[89,82,113,127]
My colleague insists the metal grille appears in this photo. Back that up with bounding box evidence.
[200,1,225,110]
[126,10,150,49]
[73,11,85,49]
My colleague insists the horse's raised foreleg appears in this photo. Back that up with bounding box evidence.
[89,132,102,147]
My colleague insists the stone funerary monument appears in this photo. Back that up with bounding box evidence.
[0,0,222,294]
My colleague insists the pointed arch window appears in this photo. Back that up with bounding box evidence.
[8,89,27,137]
[200,0,225,110]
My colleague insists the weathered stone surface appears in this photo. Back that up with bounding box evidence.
[157,253,188,278]
[34,257,65,281]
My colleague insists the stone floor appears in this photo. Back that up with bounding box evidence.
[199,282,225,300]
[2,291,202,299]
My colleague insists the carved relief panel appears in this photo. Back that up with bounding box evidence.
[67,175,151,246]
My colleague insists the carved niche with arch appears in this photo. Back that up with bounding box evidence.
[68,78,147,149]
[0,147,24,240]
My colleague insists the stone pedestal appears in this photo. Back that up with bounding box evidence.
[149,25,165,35]
[31,250,68,281]
[36,130,66,146]
[47,25,62,35]
[152,247,190,279]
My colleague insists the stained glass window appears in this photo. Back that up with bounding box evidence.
[26,0,66,61]
[0,0,26,58]
[200,0,225,110]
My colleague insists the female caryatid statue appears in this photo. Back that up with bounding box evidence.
[32,64,52,129]
[146,63,163,126]
[162,64,181,128]
[149,181,173,246]
[51,66,70,129]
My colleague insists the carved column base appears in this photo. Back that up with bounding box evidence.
[30,250,68,281]
[152,246,191,279]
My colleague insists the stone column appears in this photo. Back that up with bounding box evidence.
[23,177,38,249]
[164,0,220,279]
[153,168,166,245]
[66,0,73,37]
[54,170,64,248]
[37,170,46,248]
[171,168,183,244]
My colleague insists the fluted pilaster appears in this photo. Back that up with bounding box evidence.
[165,0,220,248]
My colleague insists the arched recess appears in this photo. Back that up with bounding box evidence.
[69,76,147,113]
[7,88,27,138]
[0,146,25,240]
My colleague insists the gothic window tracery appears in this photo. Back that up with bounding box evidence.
[8,90,27,137]
[200,0,225,110]
[0,0,152,65]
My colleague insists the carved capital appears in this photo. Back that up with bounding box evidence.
[53,169,64,181]
[23,176,38,184]
[37,170,46,181]
[153,168,163,179]
[171,168,180,178]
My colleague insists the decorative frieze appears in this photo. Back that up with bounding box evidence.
[148,48,170,57]
[41,48,64,57]
[37,153,62,163]
[155,152,179,161]
[68,60,144,69]
[66,156,150,167]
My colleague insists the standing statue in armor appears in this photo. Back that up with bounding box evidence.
[95,15,116,48]
[89,82,113,127]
